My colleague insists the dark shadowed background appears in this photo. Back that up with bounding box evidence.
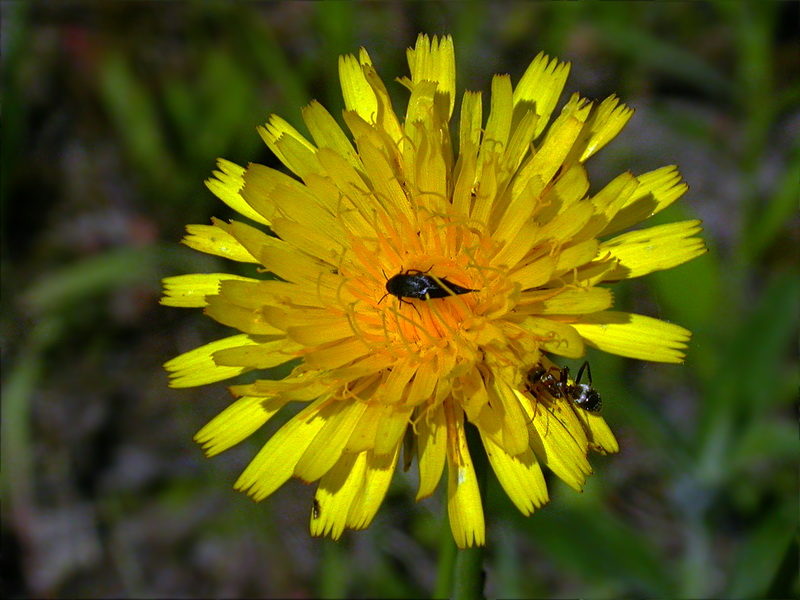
[2,2,798,598]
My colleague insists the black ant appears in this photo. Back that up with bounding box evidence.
[526,361,602,412]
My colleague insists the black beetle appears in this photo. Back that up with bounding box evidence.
[384,268,477,302]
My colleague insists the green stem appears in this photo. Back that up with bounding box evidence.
[433,523,457,598]
[453,542,487,600]
[318,538,347,598]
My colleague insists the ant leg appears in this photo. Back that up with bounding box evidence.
[531,393,539,418]
[576,361,592,385]
[560,365,571,389]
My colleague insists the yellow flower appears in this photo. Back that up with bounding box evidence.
[162,34,706,549]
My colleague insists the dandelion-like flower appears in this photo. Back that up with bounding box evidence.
[162,34,706,548]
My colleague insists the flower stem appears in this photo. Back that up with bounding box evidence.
[453,542,487,600]
[433,524,457,598]
[451,423,488,600]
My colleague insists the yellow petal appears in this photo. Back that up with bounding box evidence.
[270,212,345,261]
[405,358,439,407]
[590,171,640,223]
[600,220,707,280]
[572,409,620,454]
[404,34,456,118]
[301,100,361,170]
[518,317,586,359]
[483,74,513,158]
[634,166,689,215]
[406,105,450,210]
[212,338,302,369]
[601,166,689,236]
[258,242,333,286]
[452,90,482,218]
[416,402,447,500]
[240,163,314,225]
[503,109,540,174]
[446,405,485,549]
[287,317,356,347]
[213,217,289,266]
[346,447,400,529]
[572,311,692,363]
[363,63,403,142]
[339,51,377,122]
[257,114,318,178]
[512,52,571,139]
[216,279,281,309]
[508,255,557,290]
[231,374,330,402]
[491,220,543,271]
[487,377,531,457]
[194,395,288,457]
[182,224,259,263]
[528,402,592,491]
[492,168,541,249]
[459,366,490,423]
[374,408,412,456]
[311,151,376,238]
[164,334,257,387]
[312,452,363,540]
[160,273,257,308]
[525,286,613,315]
[509,94,591,204]
[234,398,328,500]
[339,49,403,142]
[344,401,386,453]
[205,293,284,336]
[536,190,595,242]
[538,162,591,219]
[554,239,600,273]
[481,428,548,515]
[377,358,417,405]
[295,400,368,482]
[355,136,416,225]
[577,95,634,162]
[303,336,372,370]
[205,158,271,226]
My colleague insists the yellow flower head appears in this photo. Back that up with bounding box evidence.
[162,34,706,549]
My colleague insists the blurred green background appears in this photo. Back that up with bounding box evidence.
[2,2,797,598]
